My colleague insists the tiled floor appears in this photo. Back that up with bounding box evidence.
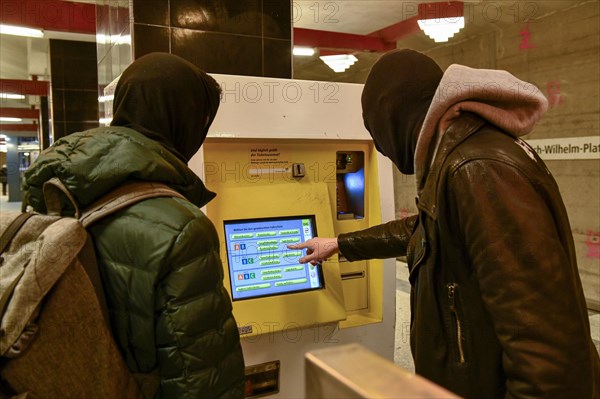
[394,261,600,372]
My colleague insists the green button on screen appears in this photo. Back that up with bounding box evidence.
[262,274,283,281]
[256,231,277,237]
[275,278,307,287]
[278,229,300,236]
[236,283,271,292]
[280,237,301,244]
[282,251,302,258]
[231,233,254,239]
[284,266,304,272]
[260,260,281,266]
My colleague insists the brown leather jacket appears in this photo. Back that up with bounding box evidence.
[339,113,600,398]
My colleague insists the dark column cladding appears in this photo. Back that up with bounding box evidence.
[49,40,99,141]
[40,96,51,150]
[5,135,20,202]
[131,0,292,78]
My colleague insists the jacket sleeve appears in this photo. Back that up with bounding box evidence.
[154,213,245,399]
[448,159,596,399]
[338,215,417,261]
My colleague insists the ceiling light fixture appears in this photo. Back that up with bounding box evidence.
[293,46,315,56]
[98,95,114,103]
[0,93,26,100]
[96,34,132,45]
[320,54,358,73]
[0,24,44,38]
[417,16,465,42]
[0,117,23,122]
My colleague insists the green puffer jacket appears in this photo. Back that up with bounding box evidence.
[23,126,245,398]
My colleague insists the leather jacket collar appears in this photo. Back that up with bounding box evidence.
[417,112,486,220]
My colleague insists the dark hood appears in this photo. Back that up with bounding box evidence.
[111,52,221,162]
[361,49,443,174]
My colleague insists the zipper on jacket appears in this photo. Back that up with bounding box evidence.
[447,283,466,364]
[408,238,427,284]
[414,238,427,266]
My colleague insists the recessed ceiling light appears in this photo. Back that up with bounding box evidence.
[417,17,465,43]
[320,54,358,73]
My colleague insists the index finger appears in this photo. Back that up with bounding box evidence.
[299,252,320,265]
[287,242,310,250]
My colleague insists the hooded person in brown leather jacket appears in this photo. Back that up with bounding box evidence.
[290,49,599,398]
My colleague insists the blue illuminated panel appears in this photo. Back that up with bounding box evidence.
[224,216,323,301]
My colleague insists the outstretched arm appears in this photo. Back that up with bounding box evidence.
[288,215,418,264]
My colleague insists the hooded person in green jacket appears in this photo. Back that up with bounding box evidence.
[23,53,245,398]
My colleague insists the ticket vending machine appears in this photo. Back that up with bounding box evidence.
[104,74,397,398]
[192,75,397,398]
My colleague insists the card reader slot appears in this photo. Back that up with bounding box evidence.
[341,271,365,280]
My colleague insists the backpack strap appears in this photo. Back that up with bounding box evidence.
[0,213,34,256]
[39,178,186,228]
[43,178,81,219]
[79,181,187,228]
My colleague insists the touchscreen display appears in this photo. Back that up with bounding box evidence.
[223,215,323,300]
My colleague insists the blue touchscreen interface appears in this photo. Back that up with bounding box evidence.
[223,215,323,300]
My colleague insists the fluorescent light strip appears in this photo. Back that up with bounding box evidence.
[0,93,26,100]
[0,24,44,38]
[0,117,23,122]
[293,46,315,56]
[98,95,114,103]
[96,34,132,45]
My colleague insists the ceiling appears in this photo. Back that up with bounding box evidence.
[291,0,578,82]
[0,0,582,138]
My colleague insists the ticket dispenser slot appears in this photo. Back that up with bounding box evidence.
[340,262,368,311]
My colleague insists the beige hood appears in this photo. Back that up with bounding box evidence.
[415,64,549,191]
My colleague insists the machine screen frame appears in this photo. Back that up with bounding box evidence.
[223,215,325,301]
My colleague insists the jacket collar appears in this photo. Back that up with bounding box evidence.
[416,112,486,220]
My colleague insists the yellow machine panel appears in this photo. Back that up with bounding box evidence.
[203,138,385,336]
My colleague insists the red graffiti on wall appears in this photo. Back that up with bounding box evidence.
[546,81,564,108]
[519,24,535,49]
[586,230,600,259]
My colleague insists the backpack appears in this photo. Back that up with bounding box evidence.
[0,178,186,399]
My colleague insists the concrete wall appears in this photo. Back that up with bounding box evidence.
[394,1,600,309]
